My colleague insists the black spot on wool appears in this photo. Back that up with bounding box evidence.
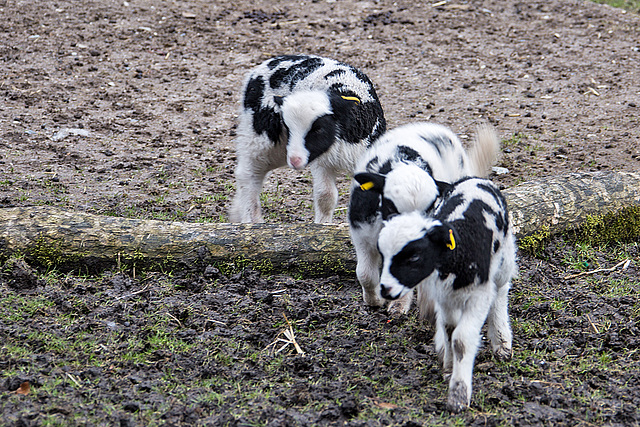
[440,199,495,290]
[397,145,422,163]
[243,76,265,111]
[269,57,324,90]
[378,160,392,175]
[436,194,465,219]
[419,134,451,157]
[396,145,433,176]
[244,76,283,143]
[365,156,379,172]
[381,197,399,220]
[328,84,386,146]
[349,187,381,226]
[477,182,509,233]
[324,69,346,79]
[266,55,308,70]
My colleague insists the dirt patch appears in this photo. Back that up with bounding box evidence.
[1,0,640,425]
[1,243,640,425]
[2,0,639,222]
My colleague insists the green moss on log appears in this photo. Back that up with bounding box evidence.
[570,205,640,247]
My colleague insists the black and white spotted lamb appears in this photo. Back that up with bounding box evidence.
[229,54,386,223]
[377,177,517,413]
[348,122,499,313]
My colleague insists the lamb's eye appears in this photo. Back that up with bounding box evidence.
[408,254,421,263]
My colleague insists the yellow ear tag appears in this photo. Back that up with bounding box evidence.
[446,229,456,250]
[341,95,361,104]
[360,181,374,191]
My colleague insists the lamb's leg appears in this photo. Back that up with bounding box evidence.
[311,166,338,224]
[434,314,453,374]
[446,297,492,413]
[351,224,385,307]
[486,281,513,360]
[230,156,270,223]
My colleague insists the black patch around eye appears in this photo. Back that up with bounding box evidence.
[305,115,337,163]
[389,238,435,289]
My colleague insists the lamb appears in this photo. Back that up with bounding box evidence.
[376,177,517,412]
[229,54,386,224]
[348,122,499,313]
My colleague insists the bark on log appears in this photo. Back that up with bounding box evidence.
[1,171,639,276]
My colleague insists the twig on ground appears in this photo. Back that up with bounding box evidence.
[166,312,183,328]
[115,285,150,300]
[564,259,630,280]
[66,373,81,387]
[586,314,599,334]
[265,313,305,356]
[206,319,227,327]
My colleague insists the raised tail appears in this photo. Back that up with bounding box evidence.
[467,123,500,177]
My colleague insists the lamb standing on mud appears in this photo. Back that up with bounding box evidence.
[229,54,386,223]
[348,123,499,314]
[377,177,517,412]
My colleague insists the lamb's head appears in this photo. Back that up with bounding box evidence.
[354,163,449,219]
[378,212,458,300]
[277,91,360,170]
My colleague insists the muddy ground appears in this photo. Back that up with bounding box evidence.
[1,0,640,425]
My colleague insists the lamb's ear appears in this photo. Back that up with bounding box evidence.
[273,96,285,106]
[434,180,452,196]
[428,223,457,251]
[329,92,361,117]
[354,172,385,194]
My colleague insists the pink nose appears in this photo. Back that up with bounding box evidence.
[289,156,305,170]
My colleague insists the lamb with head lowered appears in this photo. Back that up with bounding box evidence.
[377,176,518,413]
[348,122,500,314]
[229,54,386,224]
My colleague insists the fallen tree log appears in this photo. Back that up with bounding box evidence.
[1,171,639,276]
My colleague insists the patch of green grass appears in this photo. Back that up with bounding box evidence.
[592,0,640,13]
[0,292,55,322]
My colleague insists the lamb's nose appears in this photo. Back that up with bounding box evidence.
[288,156,305,170]
[380,284,394,300]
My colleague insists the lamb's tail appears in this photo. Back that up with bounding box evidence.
[467,123,501,177]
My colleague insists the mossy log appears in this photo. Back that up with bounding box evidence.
[1,171,639,276]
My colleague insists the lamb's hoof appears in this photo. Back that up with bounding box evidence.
[363,294,385,308]
[446,381,469,413]
[494,345,513,361]
[387,301,409,317]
